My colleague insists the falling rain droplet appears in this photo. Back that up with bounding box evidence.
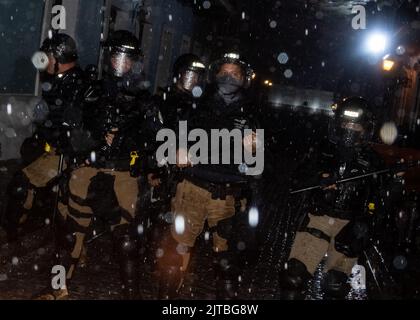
[284,69,293,78]
[277,52,289,64]
[6,103,12,115]
[90,151,96,163]
[175,215,185,235]
[248,207,259,227]
[192,86,203,98]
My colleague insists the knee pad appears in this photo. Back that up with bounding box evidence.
[157,230,189,271]
[88,172,121,225]
[113,226,139,260]
[322,270,350,300]
[335,219,369,258]
[7,172,30,202]
[214,217,234,242]
[55,216,77,251]
[279,258,312,291]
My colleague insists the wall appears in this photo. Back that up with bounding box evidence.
[0,0,45,95]
[144,0,196,91]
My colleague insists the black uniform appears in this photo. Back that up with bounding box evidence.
[36,30,158,300]
[157,74,261,300]
[3,59,86,242]
[280,97,405,300]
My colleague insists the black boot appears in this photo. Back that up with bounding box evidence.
[33,222,75,300]
[322,270,350,300]
[114,229,141,300]
[158,266,183,300]
[3,172,32,243]
[278,258,312,300]
[214,253,239,300]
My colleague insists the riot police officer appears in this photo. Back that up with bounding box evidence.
[156,52,261,299]
[37,30,158,300]
[3,33,86,243]
[160,53,206,130]
[280,97,405,299]
[139,54,206,267]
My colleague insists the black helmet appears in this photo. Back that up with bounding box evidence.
[172,54,206,92]
[208,52,253,88]
[103,30,142,77]
[329,96,375,147]
[40,33,78,64]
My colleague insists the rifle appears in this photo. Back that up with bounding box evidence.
[290,160,420,195]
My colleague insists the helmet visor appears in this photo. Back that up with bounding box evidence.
[180,70,201,92]
[105,51,140,77]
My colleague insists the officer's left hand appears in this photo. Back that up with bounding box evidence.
[105,128,118,146]
[243,131,257,154]
[148,173,161,187]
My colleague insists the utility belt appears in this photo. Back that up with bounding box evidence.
[185,175,247,200]
[94,160,130,171]
[93,151,141,176]
[313,205,360,221]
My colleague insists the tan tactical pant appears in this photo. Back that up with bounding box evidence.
[170,179,236,271]
[58,166,139,279]
[21,151,65,213]
[289,214,358,275]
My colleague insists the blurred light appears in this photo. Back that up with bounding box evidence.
[382,59,395,71]
[252,73,256,79]
[268,82,273,86]
[380,122,398,145]
[248,207,259,227]
[396,45,406,56]
[264,80,269,85]
[366,32,388,54]
[174,215,185,235]
[344,110,360,118]
[225,52,240,60]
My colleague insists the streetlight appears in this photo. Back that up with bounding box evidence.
[365,32,389,55]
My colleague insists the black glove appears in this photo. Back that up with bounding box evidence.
[319,173,337,188]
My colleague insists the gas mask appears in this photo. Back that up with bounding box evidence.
[216,75,243,95]
[338,126,364,148]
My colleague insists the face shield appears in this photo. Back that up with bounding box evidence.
[179,70,201,92]
[104,50,140,78]
[330,109,367,148]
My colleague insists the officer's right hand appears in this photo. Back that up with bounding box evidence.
[148,173,162,187]
[320,173,337,190]
[176,148,191,168]
[105,128,118,146]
